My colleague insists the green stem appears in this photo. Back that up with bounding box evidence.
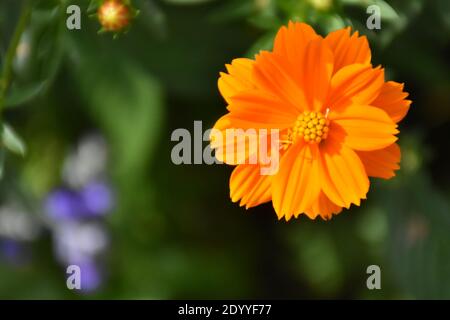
[0,0,32,115]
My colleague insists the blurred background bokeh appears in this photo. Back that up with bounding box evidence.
[0,0,449,299]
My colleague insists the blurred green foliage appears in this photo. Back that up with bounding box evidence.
[0,0,449,299]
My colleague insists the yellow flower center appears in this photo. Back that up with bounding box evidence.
[98,0,130,31]
[281,111,330,149]
[102,6,120,23]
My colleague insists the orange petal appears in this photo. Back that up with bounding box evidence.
[319,136,370,208]
[218,58,255,104]
[230,164,272,208]
[273,21,320,82]
[330,104,399,151]
[253,39,333,112]
[305,192,343,220]
[272,143,321,221]
[302,38,334,112]
[253,51,307,113]
[371,81,411,123]
[228,88,297,128]
[357,143,401,179]
[210,114,263,165]
[324,27,371,73]
[328,64,384,109]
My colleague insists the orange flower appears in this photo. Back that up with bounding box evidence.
[98,0,131,32]
[212,22,411,221]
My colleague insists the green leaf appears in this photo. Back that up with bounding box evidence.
[374,0,399,20]
[317,13,347,33]
[87,0,101,13]
[11,4,65,105]
[4,81,47,108]
[2,124,26,156]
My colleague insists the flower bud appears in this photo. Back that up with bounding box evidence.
[97,0,131,32]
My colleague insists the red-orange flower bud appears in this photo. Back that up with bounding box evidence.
[97,0,131,32]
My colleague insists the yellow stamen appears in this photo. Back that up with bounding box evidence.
[293,111,331,144]
[280,110,331,149]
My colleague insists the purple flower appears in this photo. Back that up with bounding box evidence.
[0,239,29,265]
[53,222,108,265]
[67,259,102,293]
[1,239,21,260]
[45,182,113,220]
[80,182,113,216]
[45,189,85,220]
[54,222,108,293]
[80,260,101,292]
